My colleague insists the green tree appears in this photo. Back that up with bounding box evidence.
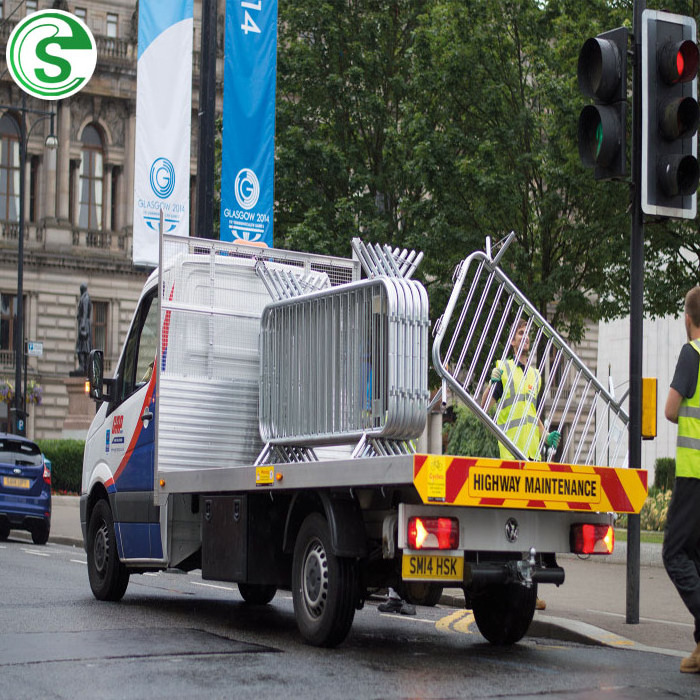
[275,0,429,257]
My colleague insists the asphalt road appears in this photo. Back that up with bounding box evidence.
[2,537,700,700]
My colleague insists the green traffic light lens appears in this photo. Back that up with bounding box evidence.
[595,122,604,159]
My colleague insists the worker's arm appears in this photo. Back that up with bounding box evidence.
[481,366,502,412]
[665,387,683,424]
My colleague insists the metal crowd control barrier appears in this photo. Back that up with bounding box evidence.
[351,238,424,279]
[432,233,629,467]
[259,276,430,445]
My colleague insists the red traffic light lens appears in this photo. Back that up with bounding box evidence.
[660,39,699,84]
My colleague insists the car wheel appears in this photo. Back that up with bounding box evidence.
[31,520,50,545]
[238,583,277,605]
[292,513,358,647]
[87,499,129,601]
[472,581,537,645]
[0,521,9,541]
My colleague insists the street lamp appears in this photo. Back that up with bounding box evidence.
[0,93,58,435]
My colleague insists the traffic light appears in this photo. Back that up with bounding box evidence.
[578,27,628,180]
[642,10,700,219]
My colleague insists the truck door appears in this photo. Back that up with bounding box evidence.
[104,287,161,560]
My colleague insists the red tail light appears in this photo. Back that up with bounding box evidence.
[570,523,614,554]
[43,463,51,486]
[407,516,459,550]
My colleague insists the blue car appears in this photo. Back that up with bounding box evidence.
[0,434,51,544]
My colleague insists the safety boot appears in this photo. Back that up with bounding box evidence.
[680,642,700,673]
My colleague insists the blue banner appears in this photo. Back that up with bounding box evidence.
[220,0,277,247]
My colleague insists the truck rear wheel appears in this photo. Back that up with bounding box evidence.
[472,581,537,645]
[292,513,358,647]
[238,583,277,605]
[87,499,130,601]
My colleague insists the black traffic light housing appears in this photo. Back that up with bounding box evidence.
[642,10,700,219]
[578,27,628,180]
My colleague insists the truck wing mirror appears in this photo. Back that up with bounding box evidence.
[88,349,112,403]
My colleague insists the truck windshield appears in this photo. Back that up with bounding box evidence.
[0,439,43,466]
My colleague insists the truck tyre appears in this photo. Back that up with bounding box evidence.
[31,520,50,545]
[472,582,537,645]
[400,582,444,607]
[87,499,130,601]
[292,513,358,647]
[238,583,277,605]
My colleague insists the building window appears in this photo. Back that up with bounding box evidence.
[0,115,19,223]
[92,301,108,352]
[110,166,119,231]
[79,125,103,230]
[74,7,86,21]
[0,293,18,362]
[107,13,118,38]
[0,2,4,20]
[29,155,39,223]
[26,0,37,15]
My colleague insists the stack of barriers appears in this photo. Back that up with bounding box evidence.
[257,240,430,458]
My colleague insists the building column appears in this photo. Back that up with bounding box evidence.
[56,101,71,222]
[125,104,136,230]
[43,145,57,222]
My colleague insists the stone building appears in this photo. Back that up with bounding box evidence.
[0,0,223,438]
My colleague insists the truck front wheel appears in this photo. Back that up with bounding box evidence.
[87,499,130,601]
[471,581,537,645]
[292,513,358,647]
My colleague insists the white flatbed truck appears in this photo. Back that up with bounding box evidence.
[81,234,647,647]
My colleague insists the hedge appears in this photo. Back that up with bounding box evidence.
[37,439,84,494]
[653,457,675,492]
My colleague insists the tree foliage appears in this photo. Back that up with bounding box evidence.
[262,1,700,338]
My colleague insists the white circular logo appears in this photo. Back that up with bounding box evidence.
[6,10,97,100]
[234,168,260,210]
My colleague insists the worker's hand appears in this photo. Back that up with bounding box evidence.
[490,367,502,384]
[545,431,561,449]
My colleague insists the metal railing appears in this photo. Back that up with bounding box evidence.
[259,276,429,445]
[432,233,629,467]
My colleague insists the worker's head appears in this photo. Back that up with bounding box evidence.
[685,286,700,339]
[510,318,530,358]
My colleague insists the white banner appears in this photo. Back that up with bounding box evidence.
[133,1,193,267]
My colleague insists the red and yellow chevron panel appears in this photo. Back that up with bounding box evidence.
[413,455,647,514]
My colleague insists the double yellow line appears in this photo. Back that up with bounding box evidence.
[436,609,476,634]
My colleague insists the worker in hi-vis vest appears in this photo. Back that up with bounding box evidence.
[481,319,560,461]
[663,285,700,674]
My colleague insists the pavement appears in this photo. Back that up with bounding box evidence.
[22,495,697,661]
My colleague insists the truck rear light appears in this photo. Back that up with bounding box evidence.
[570,523,614,554]
[407,516,459,550]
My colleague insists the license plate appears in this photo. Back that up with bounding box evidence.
[402,553,463,581]
[2,476,30,489]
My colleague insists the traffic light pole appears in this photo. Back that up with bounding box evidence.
[626,0,645,626]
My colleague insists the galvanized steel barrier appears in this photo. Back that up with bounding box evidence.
[259,276,430,445]
[432,234,629,467]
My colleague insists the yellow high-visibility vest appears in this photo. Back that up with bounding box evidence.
[495,358,542,460]
[676,339,700,479]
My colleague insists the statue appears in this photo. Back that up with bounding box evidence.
[73,283,92,376]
